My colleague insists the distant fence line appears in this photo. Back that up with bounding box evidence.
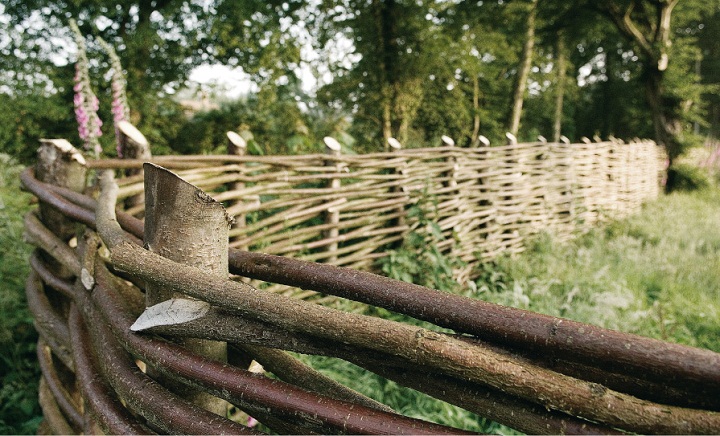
[97,136,665,284]
[21,137,720,435]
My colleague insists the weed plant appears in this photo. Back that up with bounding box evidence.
[0,155,41,434]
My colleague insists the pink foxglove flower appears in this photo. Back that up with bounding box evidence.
[70,19,103,157]
[99,36,130,157]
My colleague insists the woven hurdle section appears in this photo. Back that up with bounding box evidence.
[90,139,665,283]
[20,139,720,434]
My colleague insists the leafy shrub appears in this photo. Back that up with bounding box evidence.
[379,197,465,291]
[0,155,41,434]
[667,163,713,192]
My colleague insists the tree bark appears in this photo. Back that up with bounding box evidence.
[142,163,232,416]
[373,0,395,149]
[644,65,683,159]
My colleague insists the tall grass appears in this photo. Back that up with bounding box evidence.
[474,189,720,353]
[0,155,41,434]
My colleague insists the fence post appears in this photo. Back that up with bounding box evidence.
[441,135,457,189]
[388,137,406,233]
[117,121,150,210]
[142,163,231,416]
[226,131,248,250]
[36,139,88,267]
[33,139,87,433]
[323,137,342,264]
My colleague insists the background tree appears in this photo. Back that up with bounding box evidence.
[597,0,706,160]
[3,0,720,163]
[507,0,539,138]
[1,0,213,158]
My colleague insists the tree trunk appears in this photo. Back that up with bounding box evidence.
[604,0,682,161]
[553,32,567,143]
[508,0,538,137]
[643,66,683,161]
[471,75,481,145]
[373,0,396,149]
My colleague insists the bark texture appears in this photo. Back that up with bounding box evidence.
[142,163,232,416]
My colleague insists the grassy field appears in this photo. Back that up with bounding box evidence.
[478,189,720,353]
[1,152,718,433]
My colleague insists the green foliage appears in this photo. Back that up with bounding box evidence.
[379,198,464,292]
[0,155,41,434]
[667,162,714,192]
[5,0,720,158]
[0,94,74,165]
[170,94,340,155]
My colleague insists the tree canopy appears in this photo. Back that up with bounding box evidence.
[2,0,719,162]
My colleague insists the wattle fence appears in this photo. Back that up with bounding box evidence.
[96,136,665,286]
[21,135,720,434]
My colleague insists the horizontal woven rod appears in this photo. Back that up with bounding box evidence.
[25,268,74,371]
[218,181,402,208]
[337,346,619,435]
[106,238,720,433]
[232,199,344,238]
[36,339,83,430]
[297,233,399,263]
[493,336,720,411]
[20,169,144,245]
[232,344,396,414]
[82,141,648,171]
[91,262,470,435]
[227,250,720,397]
[339,204,408,221]
[224,189,330,216]
[145,306,617,435]
[88,158,219,169]
[332,248,391,269]
[75,297,256,434]
[68,305,152,435]
[232,209,401,250]
[38,375,74,435]
[223,179,407,198]
[262,223,397,255]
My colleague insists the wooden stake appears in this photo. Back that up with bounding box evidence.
[323,137,342,264]
[36,139,87,243]
[142,163,231,416]
[118,121,150,210]
[226,131,248,249]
